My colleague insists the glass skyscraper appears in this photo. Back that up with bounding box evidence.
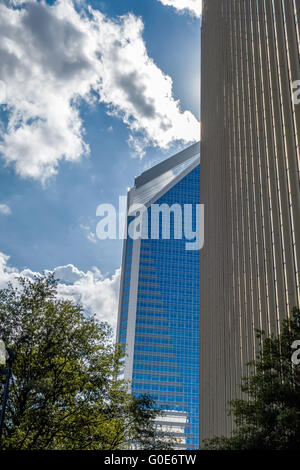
[116,142,200,449]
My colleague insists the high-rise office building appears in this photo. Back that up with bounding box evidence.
[200,0,300,442]
[116,142,200,449]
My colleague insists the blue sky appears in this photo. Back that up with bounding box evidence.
[0,0,200,327]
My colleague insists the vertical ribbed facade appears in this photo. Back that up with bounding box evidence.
[200,0,300,443]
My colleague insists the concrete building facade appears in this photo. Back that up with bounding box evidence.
[200,0,300,442]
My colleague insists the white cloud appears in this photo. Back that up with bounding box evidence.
[157,0,202,17]
[0,252,120,329]
[0,0,200,182]
[86,232,97,243]
[0,204,11,215]
[80,223,97,244]
[0,253,19,287]
[54,264,120,329]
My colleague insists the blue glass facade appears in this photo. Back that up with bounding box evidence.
[118,163,200,449]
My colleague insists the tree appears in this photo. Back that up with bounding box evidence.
[0,274,171,450]
[203,307,300,450]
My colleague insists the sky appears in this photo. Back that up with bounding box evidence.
[0,0,201,330]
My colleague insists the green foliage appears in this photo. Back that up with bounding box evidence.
[203,307,300,450]
[0,274,171,450]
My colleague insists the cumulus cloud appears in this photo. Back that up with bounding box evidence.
[0,252,120,329]
[54,264,120,329]
[0,204,11,215]
[80,223,97,244]
[0,0,200,182]
[157,0,202,17]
